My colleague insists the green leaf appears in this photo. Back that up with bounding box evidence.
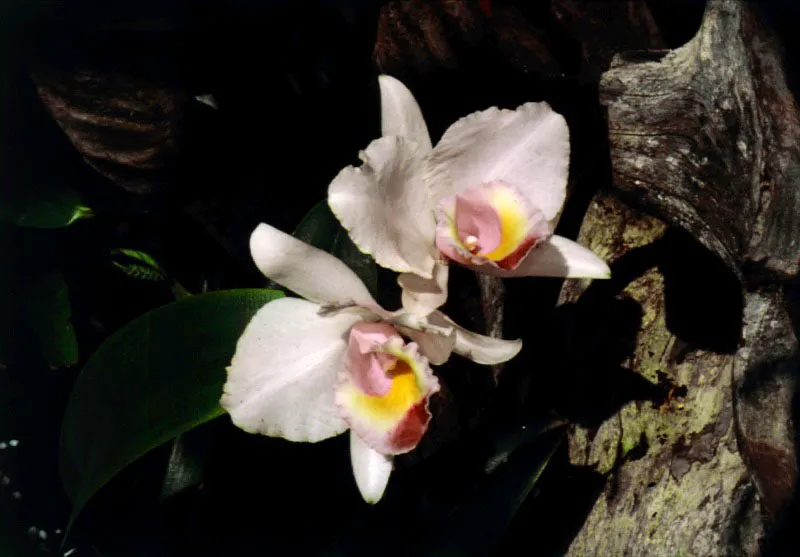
[293,201,378,297]
[159,424,215,501]
[418,424,566,556]
[110,248,192,299]
[109,249,168,283]
[59,288,284,530]
[0,186,92,228]
[22,272,78,369]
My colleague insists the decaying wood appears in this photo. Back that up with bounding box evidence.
[562,0,800,554]
[600,0,800,282]
[733,290,798,521]
[32,64,186,195]
[561,193,764,557]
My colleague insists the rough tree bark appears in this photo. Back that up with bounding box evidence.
[562,0,800,554]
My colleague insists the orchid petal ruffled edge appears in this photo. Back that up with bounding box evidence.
[328,136,438,278]
[425,102,570,223]
[335,339,440,455]
[221,297,358,443]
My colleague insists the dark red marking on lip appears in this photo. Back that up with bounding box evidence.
[479,0,492,18]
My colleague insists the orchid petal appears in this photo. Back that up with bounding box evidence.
[476,235,611,279]
[378,75,432,152]
[250,223,375,305]
[426,102,569,221]
[434,311,523,365]
[221,297,359,442]
[328,136,438,278]
[397,262,449,317]
[350,430,393,504]
[336,340,439,455]
[394,309,456,366]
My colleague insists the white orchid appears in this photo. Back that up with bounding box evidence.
[220,223,522,504]
[328,75,611,317]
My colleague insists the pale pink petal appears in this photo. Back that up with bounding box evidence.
[436,182,552,270]
[379,75,432,151]
[435,198,475,266]
[346,322,401,396]
[336,340,439,455]
[435,311,523,365]
[221,298,360,442]
[454,187,503,254]
[476,235,611,279]
[350,430,393,504]
[250,223,375,305]
[328,136,437,277]
[397,262,449,317]
[426,102,570,221]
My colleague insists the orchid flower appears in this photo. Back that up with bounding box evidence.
[328,75,611,317]
[220,223,521,504]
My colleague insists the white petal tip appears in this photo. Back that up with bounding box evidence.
[453,327,524,365]
[567,258,611,279]
[499,236,611,280]
[474,337,523,365]
[378,75,432,150]
[350,432,393,504]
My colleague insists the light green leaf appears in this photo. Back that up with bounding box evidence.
[59,288,284,530]
[22,272,78,369]
[294,201,378,298]
[0,186,92,228]
[109,249,168,283]
[110,248,192,299]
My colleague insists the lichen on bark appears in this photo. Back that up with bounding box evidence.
[561,193,763,556]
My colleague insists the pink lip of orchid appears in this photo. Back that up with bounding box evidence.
[327,75,611,318]
[435,180,553,271]
[220,223,522,504]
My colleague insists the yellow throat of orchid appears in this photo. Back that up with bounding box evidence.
[347,353,424,425]
[480,185,531,261]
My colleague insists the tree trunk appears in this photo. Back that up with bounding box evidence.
[562,0,800,554]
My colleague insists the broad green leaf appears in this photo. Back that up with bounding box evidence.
[418,425,566,556]
[59,288,283,530]
[294,201,378,298]
[0,186,92,228]
[22,272,78,369]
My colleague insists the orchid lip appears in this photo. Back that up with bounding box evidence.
[336,322,439,455]
[435,181,551,271]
